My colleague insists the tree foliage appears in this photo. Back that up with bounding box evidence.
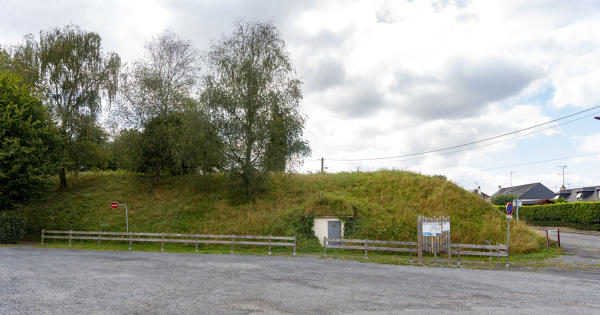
[203,21,310,195]
[117,31,199,127]
[9,25,121,187]
[1,22,310,200]
[491,194,516,206]
[0,73,60,210]
[116,32,222,181]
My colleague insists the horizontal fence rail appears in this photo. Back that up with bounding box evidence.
[41,229,296,256]
[322,237,509,268]
[323,237,418,262]
[451,242,508,267]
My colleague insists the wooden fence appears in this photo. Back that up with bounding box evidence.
[41,229,296,256]
[323,237,417,262]
[451,242,509,267]
[322,236,509,267]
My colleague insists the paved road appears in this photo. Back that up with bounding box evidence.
[1,247,599,314]
[535,229,600,270]
[557,230,600,258]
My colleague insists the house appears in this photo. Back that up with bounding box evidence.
[554,186,600,202]
[471,188,490,201]
[491,183,555,205]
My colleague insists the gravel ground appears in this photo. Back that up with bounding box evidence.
[1,247,599,314]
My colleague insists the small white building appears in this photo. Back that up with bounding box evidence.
[313,216,345,245]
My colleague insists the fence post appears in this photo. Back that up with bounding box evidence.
[417,215,423,264]
[446,217,450,266]
[195,237,198,253]
[161,233,164,252]
[457,248,461,266]
[69,230,72,247]
[487,240,492,263]
[364,242,368,259]
[128,231,132,251]
[293,237,296,257]
[323,237,327,257]
[41,229,45,245]
[433,216,437,260]
[230,235,235,254]
[545,230,549,249]
[557,229,560,248]
[98,231,101,247]
[496,243,500,264]
[268,237,272,256]
[409,250,413,264]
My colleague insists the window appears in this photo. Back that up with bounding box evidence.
[576,192,583,200]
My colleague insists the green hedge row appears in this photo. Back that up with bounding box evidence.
[0,213,26,243]
[493,202,600,230]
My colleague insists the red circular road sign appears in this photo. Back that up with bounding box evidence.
[111,202,119,209]
[506,202,513,215]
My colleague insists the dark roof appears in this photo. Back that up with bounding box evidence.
[554,186,600,202]
[491,182,555,200]
[492,183,538,198]
[471,189,490,199]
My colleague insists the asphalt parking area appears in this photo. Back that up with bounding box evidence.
[1,247,599,314]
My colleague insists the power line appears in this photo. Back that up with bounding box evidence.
[482,154,596,171]
[325,105,600,162]
[320,110,600,165]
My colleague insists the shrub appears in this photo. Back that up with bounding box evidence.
[497,202,600,230]
[491,194,516,206]
[0,213,26,243]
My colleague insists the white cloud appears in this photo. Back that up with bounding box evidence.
[2,0,600,192]
[579,133,600,153]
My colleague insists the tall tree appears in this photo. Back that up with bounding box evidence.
[0,73,60,210]
[117,31,221,180]
[10,25,120,187]
[0,45,11,73]
[117,31,199,127]
[203,21,310,195]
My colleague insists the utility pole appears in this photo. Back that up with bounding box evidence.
[321,157,324,173]
[557,166,567,189]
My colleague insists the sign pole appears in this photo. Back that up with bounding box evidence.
[506,217,510,268]
[110,202,129,233]
[124,204,129,233]
[505,202,512,268]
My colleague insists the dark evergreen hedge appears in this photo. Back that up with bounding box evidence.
[0,213,26,243]
[493,203,600,230]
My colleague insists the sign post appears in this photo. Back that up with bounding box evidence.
[505,202,513,268]
[111,202,129,233]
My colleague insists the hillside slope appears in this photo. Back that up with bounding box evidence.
[17,171,543,253]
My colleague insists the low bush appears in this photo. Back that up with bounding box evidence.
[0,213,26,243]
[495,202,600,230]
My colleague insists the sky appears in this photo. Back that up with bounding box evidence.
[1,0,600,195]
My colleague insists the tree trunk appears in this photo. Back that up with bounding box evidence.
[59,167,67,189]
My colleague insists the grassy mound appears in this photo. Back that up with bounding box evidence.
[16,170,543,253]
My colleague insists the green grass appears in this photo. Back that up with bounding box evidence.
[13,170,544,253]
[28,239,562,270]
